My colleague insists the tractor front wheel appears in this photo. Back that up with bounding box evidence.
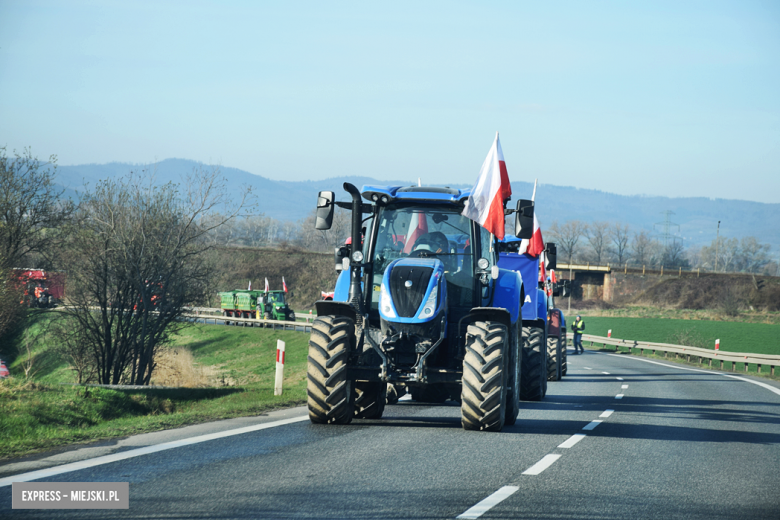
[307,316,355,424]
[461,321,507,432]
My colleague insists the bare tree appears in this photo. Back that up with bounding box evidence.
[547,220,588,263]
[0,147,75,269]
[631,230,657,266]
[609,223,631,264]
[586,222,610,264]
[61,166,251,385]
[661,241,689,269]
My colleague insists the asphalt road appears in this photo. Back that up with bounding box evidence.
[2,348,779,519]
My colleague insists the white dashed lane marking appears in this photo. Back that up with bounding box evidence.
[616,377,624,381]
[600,409,615,418]
[522,454,562,475]
[602,371,610,374]
[582,420,602,431]
[456,486,519,519]
[558,433,586,449]
[621,384,628,389]
[615,394,624,399]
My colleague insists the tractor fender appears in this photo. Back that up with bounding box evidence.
[314,300,357,323]
[493,268,523,325]
[536,289,548,324]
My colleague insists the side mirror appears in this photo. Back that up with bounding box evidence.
[514,199,534,239]
[315,191,335,230]
[334,245,350,271]
[560,280,571,298]
[545,242,557,270]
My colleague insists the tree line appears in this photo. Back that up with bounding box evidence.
[544,220,777,275]
[0,147,250,385]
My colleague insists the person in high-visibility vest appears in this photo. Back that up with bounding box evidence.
[571,315,585,354]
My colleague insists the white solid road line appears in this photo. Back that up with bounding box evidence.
[522,454,563,475]
[558,433,586,449]
[605,353,780,397]
[582,420,602,431]
[0,415,310,488]
[456,485,520,519]
[615,394,624,399]
[600,409,615,418]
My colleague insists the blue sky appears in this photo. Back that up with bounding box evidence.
[1,1,779,203]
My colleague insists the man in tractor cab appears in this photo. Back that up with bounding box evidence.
[571,315,585,354]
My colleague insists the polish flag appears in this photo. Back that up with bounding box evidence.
[462,132,512,240]
[282,276,288,293]
[264,278,270,293]
[526,212,544,257]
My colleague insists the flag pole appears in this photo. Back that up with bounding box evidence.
[531,178,538,202]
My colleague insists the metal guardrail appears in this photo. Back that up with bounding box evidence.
[180,312,313,332]
[581,333,780,376]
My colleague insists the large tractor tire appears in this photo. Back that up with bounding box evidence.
[547,334,562,381]
[354,381,386,419]
[561,331,568,376]
[519,326,546,401]
[307,316,355,424]
[461,321,507,432]
[504,323,521,426]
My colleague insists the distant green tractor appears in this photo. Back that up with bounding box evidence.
[258,290,296,322]
[218,290,295,326]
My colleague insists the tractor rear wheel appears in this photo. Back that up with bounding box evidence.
[547,334,562,381]
[520,326,545,401]
[461,321,507,432]
[386,384,406,404]
[307,316,355,424]
[561,331,568,376]
[504,323,521,426]
[354,381,386,419]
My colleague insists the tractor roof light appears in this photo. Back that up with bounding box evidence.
[477,258,489,270]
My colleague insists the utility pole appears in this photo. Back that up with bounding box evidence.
[714,220,721,272]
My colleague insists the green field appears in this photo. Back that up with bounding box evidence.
[0,319,310,460]
[581,316,780,355]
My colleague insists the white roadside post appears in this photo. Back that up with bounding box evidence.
[274,340,286,396]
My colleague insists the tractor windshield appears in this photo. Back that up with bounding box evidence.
[267,292,285,304]
[371,205,475,308]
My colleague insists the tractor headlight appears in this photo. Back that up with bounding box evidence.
[380,283,397,318]
[420,284,438,318]
[352,251,363,262]
[477,258,489,270]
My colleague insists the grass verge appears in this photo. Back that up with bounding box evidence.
[0,323,309,461]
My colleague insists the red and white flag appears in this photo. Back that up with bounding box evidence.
[403,211,429,254]
[462,132,512,240]
[264,277,270,293]
[248,281,252,290]
[282,277,288,293]
[526,212,544,257]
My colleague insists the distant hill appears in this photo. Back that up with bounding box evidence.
[55,159,780,250]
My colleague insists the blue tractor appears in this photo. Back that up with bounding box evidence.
[497,239,571,395]
[308,183,536,431]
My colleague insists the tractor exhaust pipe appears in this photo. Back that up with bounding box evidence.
[343,183,365,311]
